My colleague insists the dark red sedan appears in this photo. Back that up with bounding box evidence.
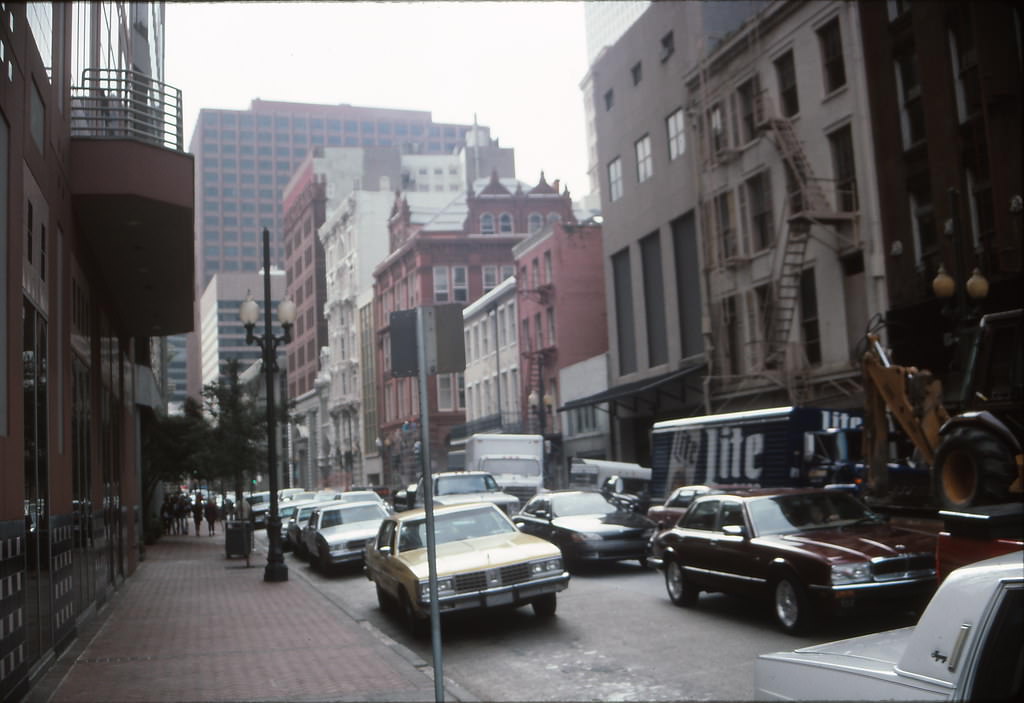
[649,488,937,633]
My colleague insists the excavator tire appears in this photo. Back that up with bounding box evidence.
[933,426,1018,510]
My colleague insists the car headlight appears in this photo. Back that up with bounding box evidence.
[831,561,872,585]
[419,577,454,602]
[531,557,562,575]
[570,532,604,543]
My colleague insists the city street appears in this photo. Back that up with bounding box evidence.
[274,536,922,702]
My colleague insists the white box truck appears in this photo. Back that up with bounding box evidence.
[464,433,544,504]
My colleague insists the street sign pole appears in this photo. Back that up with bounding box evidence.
[417,306,445,703]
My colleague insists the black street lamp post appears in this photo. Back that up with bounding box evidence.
[239,228,296,583]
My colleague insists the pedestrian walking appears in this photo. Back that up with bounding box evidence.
[175,494,189,535]
[192,497,204,537]
[205,497,218,536]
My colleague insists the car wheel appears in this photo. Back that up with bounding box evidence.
[532,593,557,617]
[318,545,332,573]
[400,590,428,638]
[665,560,698,607]
[773,577,811,634]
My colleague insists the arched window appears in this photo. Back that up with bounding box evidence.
[499,213,513,233]
[480,213,495,234]
[528,212,543,233]
[547,213,561,225]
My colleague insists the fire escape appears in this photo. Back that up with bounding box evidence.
[518,282,556,434]
[754,93,860,402]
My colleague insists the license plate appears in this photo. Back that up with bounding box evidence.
[485,592,514,607]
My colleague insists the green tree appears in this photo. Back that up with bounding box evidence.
[201,358,267,506]
[141,396,208,540]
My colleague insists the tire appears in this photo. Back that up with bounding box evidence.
[318,544,332,573]
[665,560,698,607]
[400,590,428,638]
[933,426,1018,510]
[532,592,557,617]
[773,576,812,635]
[376,584,393,612]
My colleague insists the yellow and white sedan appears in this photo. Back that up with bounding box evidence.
[365,502,570,635]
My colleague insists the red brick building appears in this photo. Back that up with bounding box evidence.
[374,173,575,490]
[858,1,1022,376]
[281,160,327,400]
[514,216,607,482]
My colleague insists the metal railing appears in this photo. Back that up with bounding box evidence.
[70,69,183,151]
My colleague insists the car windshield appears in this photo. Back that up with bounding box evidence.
[551,492,617,517]
[298,505,316,522]
[747,492,879,536]
[279,505,297,520]
[397,505,514,552]
[434,474,497,495]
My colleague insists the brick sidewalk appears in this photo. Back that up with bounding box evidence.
[24,527,454,703]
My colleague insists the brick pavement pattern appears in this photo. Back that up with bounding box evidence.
[27,528,445,703]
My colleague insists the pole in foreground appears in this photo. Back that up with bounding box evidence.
[239,227,296,583]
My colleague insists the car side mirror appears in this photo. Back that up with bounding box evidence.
[535,509,551,521]
[722,524,746,537]
[378,544,392,556]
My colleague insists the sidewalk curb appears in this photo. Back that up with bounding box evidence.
[281,544,480,703]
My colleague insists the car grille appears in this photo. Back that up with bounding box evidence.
[453,562,534,593]
[345,539,369,550]
[871,553,935,581]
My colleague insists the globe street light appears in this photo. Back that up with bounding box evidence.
[239,227,296,582]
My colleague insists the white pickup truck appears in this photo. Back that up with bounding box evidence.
[755,550,1023,701]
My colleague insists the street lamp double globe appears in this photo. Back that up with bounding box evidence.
[238,227,297,583]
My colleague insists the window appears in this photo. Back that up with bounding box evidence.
[887,0,910,21]
[480,213,495,234]
[635,135,653,182]
[433,266,449,302]
[631,61,642,85]
[482,265,498,292]
[817,18,846,93]
[667,108,686,160]
[612,248,637,375]
[543,251,552,283]
[660,31,674,62]
[683,500,719,530]
[774,51,799,117]
[800,268,821,366]
[908,178,937,268]
[641,232,668,366]
[437,374,455,411]
[737,76,760,144]
[894,52,925,148]
[714,190,738,261]
[721,296,741,375]
[784,161,804,216]
[828,125,857,212]
[501,265,515,281]
[499,213,513,233]
[608,157,623,201]
[709,103,727,155]
[453,266,468,303]
[949,13,980,123]
[604,89,614,111]
[528,212,543,233]
[30,81,45,152]
[745,171,774,251]
[531,259,540,289]
[966,169,994,252]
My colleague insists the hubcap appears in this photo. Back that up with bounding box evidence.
[667,562,683,599]
[775,580,798,628]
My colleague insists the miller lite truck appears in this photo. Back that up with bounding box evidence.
[648,406,863,499]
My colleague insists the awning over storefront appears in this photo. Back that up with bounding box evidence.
[559,362,706,412]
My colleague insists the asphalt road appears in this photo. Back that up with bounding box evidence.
[280,545,921,702]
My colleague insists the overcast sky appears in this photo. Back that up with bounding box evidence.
[165,1,591,198]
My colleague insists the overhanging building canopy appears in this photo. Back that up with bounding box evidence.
[560,362,706,412]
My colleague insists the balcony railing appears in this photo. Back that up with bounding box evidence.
[71,69,183,151]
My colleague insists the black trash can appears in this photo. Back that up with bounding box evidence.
[225,520,253,558]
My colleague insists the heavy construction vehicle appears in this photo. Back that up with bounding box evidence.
[861,309,1023,510]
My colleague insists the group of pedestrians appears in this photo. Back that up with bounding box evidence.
[160,492,227,536]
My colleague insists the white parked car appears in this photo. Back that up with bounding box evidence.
[754,550,1024,701]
